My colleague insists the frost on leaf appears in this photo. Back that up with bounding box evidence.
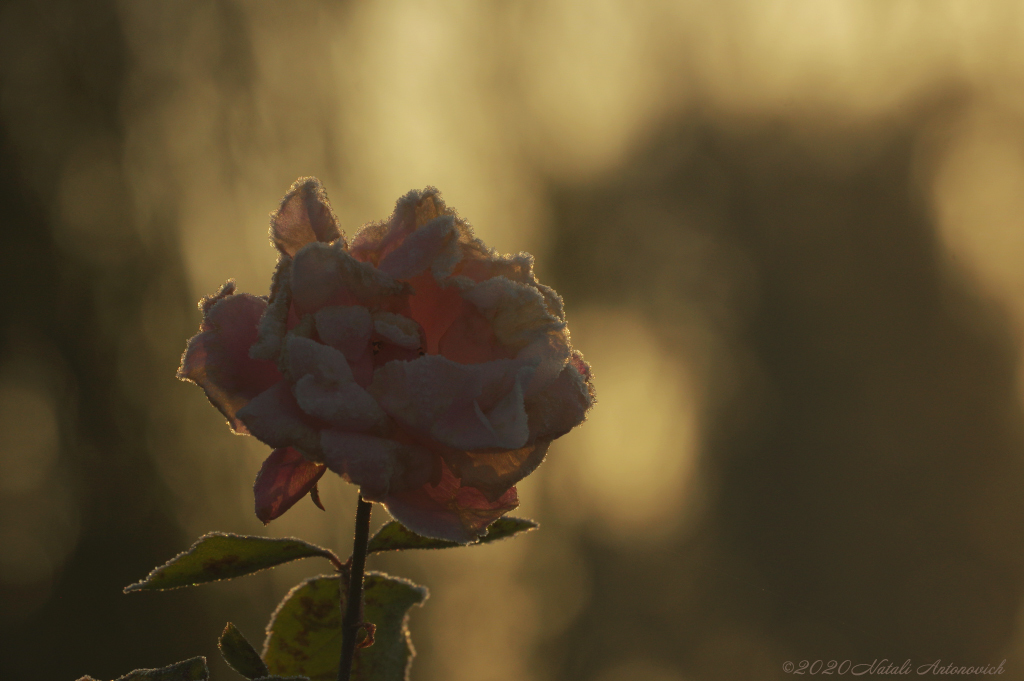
[263,572,427,681]
[366,516,538,554]
[219,622,270,680]
[77,656,209,681]
[125,533,339,592]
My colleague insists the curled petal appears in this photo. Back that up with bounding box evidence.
[254,447,326,524]
[250,258,292,361]
[294,376,388,432]
[372,311,422,349]
[370,355,535,450]
[178,285,282,433]
[430,364,532,451]
[321,431,407,500]
[452,275,570,393]
[349,188,449,267]
[270,177,343,257]
[460,276,565,352]
[457,249,535,286]
[457,249,567,322]
[377,215,459,280]
[284,336,353,384]
[526,352,595,441]
[291,242,409,316]
[369,313,426,367]
[570,348,592,381]
[315,305,373,358]
[445,440,550,502]
[370,336,421,367]
[517,330,572,397]
[383,461,519,543]
[236,381,323,459]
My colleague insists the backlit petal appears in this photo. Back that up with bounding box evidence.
[253,447,326,524]
[270,177,343,257]
[291,242,409,316]
[370,355,535,449]
[236,380,323,459]
[321,431,405,500]
[178,284,281,433]
[383,461,519,543]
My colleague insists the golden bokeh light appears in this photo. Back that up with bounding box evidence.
[548,307,699,542]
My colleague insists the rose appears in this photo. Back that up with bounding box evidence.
[179,178,594,542]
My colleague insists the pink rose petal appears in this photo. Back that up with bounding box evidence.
[349,188,448,266]
[437,275,569,393]
[445,440,550,502]
[526,355,595,441]
[456,250,567,323]
[254,447,327,524]
[457,250,535,286]
[369,312,426,366]
[429,364,532,451]
[378,215,459,280]
[250,258,292,361]
[569,348,591,380]
[347,346,375,388]
[178,283,282,433]
[294,376,388,432]
[460,276,564,352]
[236,380,323,457]
[270,177,343,257]
[383,460,520,543]
[321,431,406,500]
[370,355,534,450]
[315,305,373,358]
[407,271,465,355]
[285,336,353,384]
[372,311,422,349]
[291,243,409,316]
[437,304,510,364]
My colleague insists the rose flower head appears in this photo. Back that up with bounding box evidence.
[179,178,594,542]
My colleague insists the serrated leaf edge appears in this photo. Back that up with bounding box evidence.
[260,571,429,660]
[219,622,270,680]
[366,516,539,554]
[124,532,339,593]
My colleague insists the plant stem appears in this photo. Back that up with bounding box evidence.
[338,496,372,681]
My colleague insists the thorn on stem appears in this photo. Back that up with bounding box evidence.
[310,482,325,511]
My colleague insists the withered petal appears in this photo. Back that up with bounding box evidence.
[253,447,326,524]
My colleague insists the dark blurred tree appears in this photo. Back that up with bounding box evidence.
[0,0,217,677]
[542,112,1024,680]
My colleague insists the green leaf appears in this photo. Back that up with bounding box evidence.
[75,656,209,681]
[366,516,538,554]
[220,622,270,679]
[125,533,340,592]
[263,572,427,681]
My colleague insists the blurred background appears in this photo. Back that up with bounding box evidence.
[3,1,1024,679]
